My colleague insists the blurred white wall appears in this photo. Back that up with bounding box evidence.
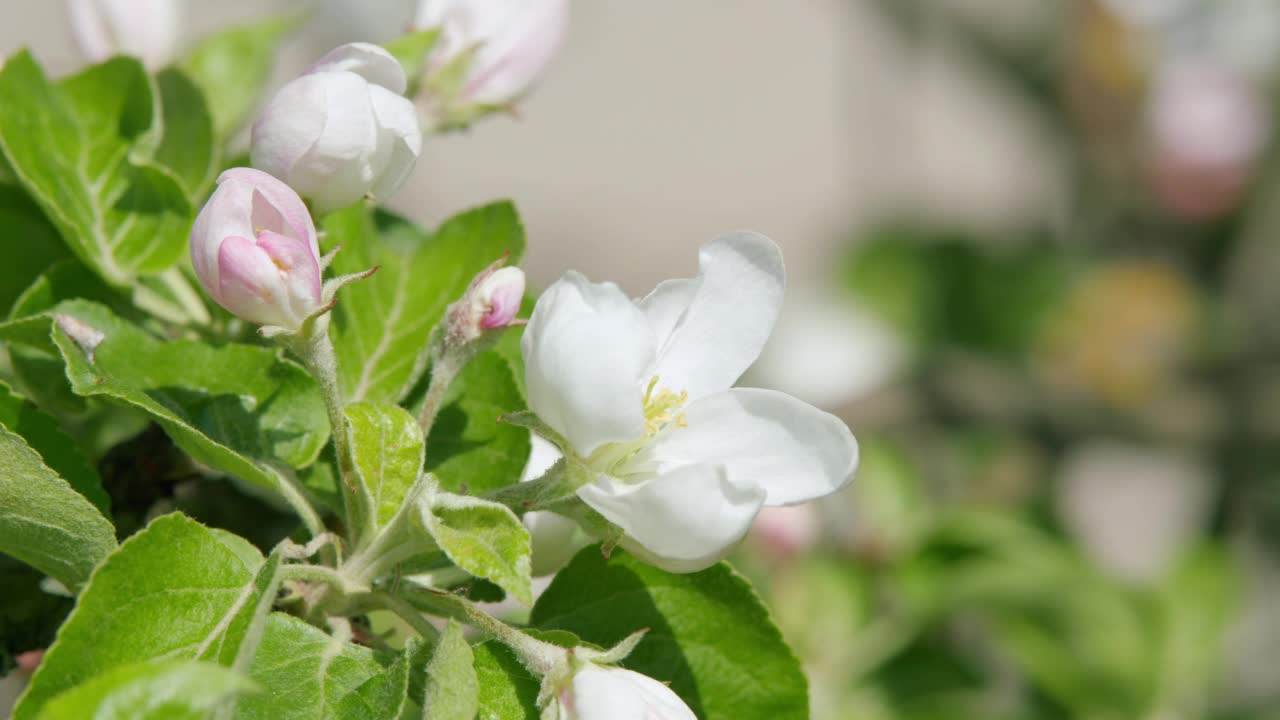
[0,1,1060,295]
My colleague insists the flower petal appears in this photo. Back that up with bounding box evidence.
[287,72,383,213]
[522,272,654,456]
[638,277,697,345]
[307,42,407,94]
[250,77,327,191]
[367,84,423,200]
[215,235,295,328]
[255,229,323,321]
[190,173,255,293]
[646,232,784,400]
[577,464,765,573]
[229,168,319,258]
[646,388,857,506]
[568,665,696,720]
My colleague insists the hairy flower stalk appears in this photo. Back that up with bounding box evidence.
[418,257,526,435]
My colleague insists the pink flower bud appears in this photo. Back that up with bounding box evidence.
[66,0,179,70]
[190,168,324,332]
[251,43,422,213]
[415,0,569,107]
[1148,58,1267,219]
[475,266,525,329]
[446,259,525,342]
[15,649,44,674]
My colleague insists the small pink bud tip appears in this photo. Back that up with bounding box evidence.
[16,649,44,673]
[477,266,525,329]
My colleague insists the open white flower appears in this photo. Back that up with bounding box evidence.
[522,233,858,572]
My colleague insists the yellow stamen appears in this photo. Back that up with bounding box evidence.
[642,376,688,435]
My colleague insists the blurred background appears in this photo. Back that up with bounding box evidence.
[6,1,1280,718]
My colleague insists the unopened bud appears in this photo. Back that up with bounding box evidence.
[547,664,695,720]
[446,258,525,344]
[251,43,422,213]
[414,0,569,128]
[66,0,179,70]
[190,168,324,332]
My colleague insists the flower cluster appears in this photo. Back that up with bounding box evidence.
[177,6,855,719]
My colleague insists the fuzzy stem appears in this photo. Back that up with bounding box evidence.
[289,330,365,540]
[373,591,441,642]
[274,469,327,544]
[399,588,564,676]
[340,479,433,585]
[417,346,464,438]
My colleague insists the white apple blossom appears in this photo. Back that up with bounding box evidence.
[66,0,179,70]
[522,233,859,572]
[251,43,422,213]
[545,664,695,720]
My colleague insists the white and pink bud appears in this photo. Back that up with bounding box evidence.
[190,168,325,332]
[546,664,695,720]
[446,257,526,343]
[1148,58,1268,219]
[66,0,179,70]
[414,0,569,125]
[749,504,821,561]
[251,43,422,214]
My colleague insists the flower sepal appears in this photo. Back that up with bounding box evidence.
[261,255,380,342]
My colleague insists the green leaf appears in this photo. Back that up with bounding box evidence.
[154,68,218,199]
[13,514,272,720]
[0,381,109,514]
[531,548,810,720]
[426,352,529,495]
[0,300,329,495]
[0,52,191,286]
[383,30,439,93]
[423,621,479,720]
[236,613,405,720]
[489,294,534,400]
[419,489,533,605]
[0,185,68,317]
[35,660,255,720]
[0,425,115,592]
[323,202,525,405]
[345,402,424,533]
[182,16,296,139]
[472,642,539,720]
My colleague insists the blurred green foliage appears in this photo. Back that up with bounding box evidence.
[741,1,1280,718]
